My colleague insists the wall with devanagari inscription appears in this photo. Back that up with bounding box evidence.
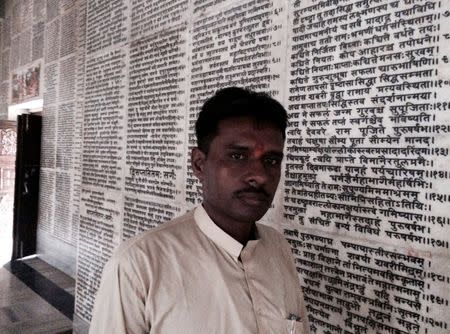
[0,0,84,275]
[2,1,450,333]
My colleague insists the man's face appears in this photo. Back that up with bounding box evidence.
[192,116,284,226]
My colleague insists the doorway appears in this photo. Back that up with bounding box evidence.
[0,100,43,265]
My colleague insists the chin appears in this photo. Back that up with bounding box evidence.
[235,208,269,223]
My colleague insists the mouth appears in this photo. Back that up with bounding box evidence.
[235,189,270,206]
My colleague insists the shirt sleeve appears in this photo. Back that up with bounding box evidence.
[89,252,149,334]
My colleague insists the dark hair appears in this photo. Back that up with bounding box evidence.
[195,87,288,154]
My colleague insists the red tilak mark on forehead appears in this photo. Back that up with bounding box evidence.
[254,143,265,156]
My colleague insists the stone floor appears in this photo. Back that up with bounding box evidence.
[0,256,76,334]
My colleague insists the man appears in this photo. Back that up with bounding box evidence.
[89,87,307,333]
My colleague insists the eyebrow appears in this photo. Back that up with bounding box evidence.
[225,144,249,151]
[225,144,284,158]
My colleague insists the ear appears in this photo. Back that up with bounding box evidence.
[191,147,206,181]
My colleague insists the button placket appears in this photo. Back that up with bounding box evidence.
[241,241,264,332]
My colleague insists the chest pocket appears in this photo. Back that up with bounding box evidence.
[258,315,304,334]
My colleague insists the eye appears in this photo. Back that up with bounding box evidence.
[264,156,282,166]
[230,152,246,160]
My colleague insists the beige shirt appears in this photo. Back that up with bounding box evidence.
[89,206,308,334]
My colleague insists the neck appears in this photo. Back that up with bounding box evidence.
[221,221,255,245]
[202,204,255,245]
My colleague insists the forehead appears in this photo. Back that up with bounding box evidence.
[215,117,284,148]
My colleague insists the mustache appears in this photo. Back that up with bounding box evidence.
[235,187,269,198]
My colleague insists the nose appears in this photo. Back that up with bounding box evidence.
[244,158,270,187]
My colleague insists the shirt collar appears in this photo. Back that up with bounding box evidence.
[194,205,243,261]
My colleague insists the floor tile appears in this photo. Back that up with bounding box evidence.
[0,257,76,334]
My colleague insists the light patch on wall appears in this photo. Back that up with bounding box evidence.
[7,99,43,121]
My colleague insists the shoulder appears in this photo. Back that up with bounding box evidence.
[109,210,196,267]
[96,210,198,301]
[256,223,288,243]
[256,223,294,255]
